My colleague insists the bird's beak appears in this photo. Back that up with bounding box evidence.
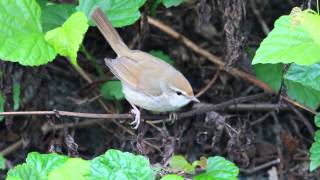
[191,96,200,103]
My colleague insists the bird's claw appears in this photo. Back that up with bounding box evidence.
[130,108,141,129]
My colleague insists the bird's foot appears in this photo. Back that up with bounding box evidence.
[168,112,178,125]
[130,108,141,129]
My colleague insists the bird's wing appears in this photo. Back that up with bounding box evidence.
[105,56,164,96]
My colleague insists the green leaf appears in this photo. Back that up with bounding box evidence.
[36,0,47,8]
[300,12,320,47]
[162,0,184,8]
[100,81,124,100]
[284,64,320,109]
[315,113,320,128]
[45,12,89,66]
[6,152,69,180]
[13,82,21,111]
[160,174,184,180]
[0,0,57,66]
[90,149,155,180]
[252,16,320,65]
[41,3,76,32]
[77,0,146,27]
[0,154,5,170]
[169,155,196,174]
[253,63,283,91]
[194,156,239,180]
[310,131,320,171]
[149,50,174,65]
[0,92,4,122]
[285,63,320,91]
[48,158,90,180]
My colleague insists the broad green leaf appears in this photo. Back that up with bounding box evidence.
[0,92,4,122]
[90,149,155,180]
[36,0,47,8]
[300,12,320,47]
[162,0,184,8]
[169,155,195,174]
[285,63,320,91]
[0,154,5,170]
[0,0,57,66]
[160,174,184,180]
[100,81,124,100]
[310,131,320,171]
[48,158,90,180]
[45,12,89,66]
[252,16,320,65]
[41,3,76,32]
[6,152,69,180]
[254,63,283,91]
[149,50,174,65]
[13,82,20,111]
[194,156,239,180]
[77,0,146,27]
[284,79,320,109]
[315,113,320,128]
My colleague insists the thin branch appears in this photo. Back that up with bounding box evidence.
[195,70,220,98]
[147,16,316,115]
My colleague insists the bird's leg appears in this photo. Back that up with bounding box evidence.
[168,112,178,125]
[128,102,141,129]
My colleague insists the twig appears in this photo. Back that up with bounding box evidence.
[147,16,316,115]
[249,0,270,35]
[0,94,265,123]
[0,139,23,156]
[195,70,220,98]
[240,158,281,174]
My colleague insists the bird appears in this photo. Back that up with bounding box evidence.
[91,7,199,129]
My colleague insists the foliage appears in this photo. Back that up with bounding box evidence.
[41,3,76,32]
[194,156,239,180]
[162,0,184,8]
[45,12,89,66]
[0,154,5,170]
[77,0,146,27]
[0,0,57,66]
[160,174,184,180]
[100,81,124,100]
[252,10,320,65]
[252,7,320,171]
[0,92,4,122]
[169,155,196,174]
[150,50,174,65]
[6,150,155,180]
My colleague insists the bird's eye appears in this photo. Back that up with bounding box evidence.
[176,91,182,96]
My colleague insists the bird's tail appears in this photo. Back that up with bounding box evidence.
[91,7,130,56]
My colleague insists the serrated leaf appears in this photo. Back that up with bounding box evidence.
[100,81,124,100]
[169,155,196,174]
[41,3,76,32]
[310,131,320,171]
[149,50,174,65]
[48,158,90,180]
[77,0,146,27]
[252,15,320,65]
[90,149,155,180]
[6,152,69,180]
[160,174,184,180]
[285,63,320,91]
[0,92,4,122]
[194,156,239,180]
[0,0,57,66]
[0,154,5,170]
[284,64,320,109]
[315,114,320,128]
[162,0,184,8]
[13,82,20,111]
[45,12,89,66]
[254,63,283,91]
